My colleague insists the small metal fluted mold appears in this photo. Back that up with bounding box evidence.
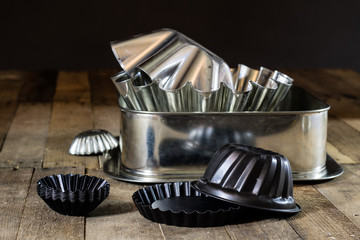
[69,129,118,155]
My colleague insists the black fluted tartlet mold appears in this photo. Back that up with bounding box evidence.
[132,181,242,227]
[37,174,110,216]
[192,144,301,213]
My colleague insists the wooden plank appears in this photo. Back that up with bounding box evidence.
[287,184,360,239]
[322,69,360,94]
[43,71,98,169]
[327,117,360,163]
[283,69,360,126]
[53,71,91,102]
[0,102,51,168]
[18,71,58,102]
[0,71,24,103]
[224,217,300,239]
[93,105,120,136]
[89,69,120,136]
[315,165,360,229]
[327,142,356,164]
[0,102,18,151]
[85,170,164,240]
[43,102,98,169]
[161,225,230,240]
[88,69,119,105]
[17,167,85,240]
[89,70,120,167]
[0,168,33,240]
[321,69,360,131]
[282,69,360,100]
[0,71,24,151]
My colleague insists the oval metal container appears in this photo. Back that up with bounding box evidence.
[103,86,343,183]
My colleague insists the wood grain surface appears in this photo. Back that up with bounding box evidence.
[0,69,359,239]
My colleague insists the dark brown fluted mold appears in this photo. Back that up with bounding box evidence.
[192,144,301,213]
[132,181,242,227]
[37,174,110,216]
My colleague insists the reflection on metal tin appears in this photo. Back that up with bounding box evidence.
[103,87,343,183]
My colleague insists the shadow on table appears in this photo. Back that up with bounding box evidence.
[87,201,136,217]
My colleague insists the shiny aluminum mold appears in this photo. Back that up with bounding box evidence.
[69,129,118,155]
[103,87,343,183]
[111,29,291,112]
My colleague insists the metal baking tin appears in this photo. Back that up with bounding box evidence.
[103,86,343,183]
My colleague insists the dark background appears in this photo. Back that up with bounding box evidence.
[1,0,359,71]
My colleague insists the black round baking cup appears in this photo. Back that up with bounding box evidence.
[37,174,110,216]
[132,181,242,227]
[192,143,301,214]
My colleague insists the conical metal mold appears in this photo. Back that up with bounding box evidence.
[232,64,259,92]
[111,29,233,93]
[220,81,253,112]
[132,70,164,112]
[111,30,179,74]
[266,71,293,111]
[245,67,278,111]
[110,71,143,111]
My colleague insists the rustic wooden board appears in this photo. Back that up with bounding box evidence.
[321,69,360,131]
[288,184,360,239]
[93,105,120,137]
[327,117,360,163]
[0,102,18,152]
[225,218,300,239]
[322,69,360,96]
[89,69,120,136]
[0,72,24,151]
[0,168,33,240]
[17,71,57,102]
[327,142,356,164]
[85,170,164,240]
[43,71,98,169]
[89,70,120,167]
[0,71,25,102]
[17,167,85,240]
[315,165,360,229]
[161,225,230,240]
[88,69,119,105]
[0,103,51,168]
[283,69,360,120]
[43,101,98,168]
[53,71,91,103]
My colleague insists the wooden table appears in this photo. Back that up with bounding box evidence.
[0,69,359,239]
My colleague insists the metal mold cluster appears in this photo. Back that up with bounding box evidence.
[111,29,293,112]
